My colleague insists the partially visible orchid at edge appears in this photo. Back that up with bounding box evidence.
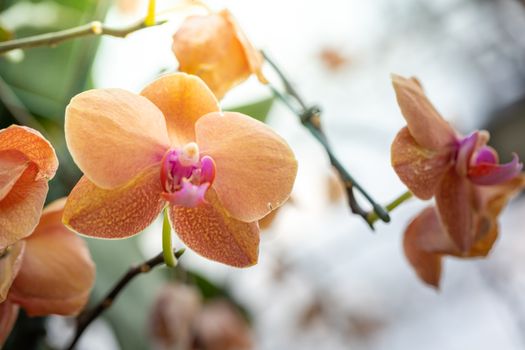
[0,126,95,345]
[390,75,524,287]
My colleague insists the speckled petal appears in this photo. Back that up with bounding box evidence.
[170,188,259,267]
[391,127,452,199]
[0,163,48,250]
[0,125,58,181]
[65,88,170,189]
[403,207,454,288]
[435,169,475,253]
[0,150,28,201]
[141,73,219,145]
[0,300,19,347]
[0,241,25,303]
[391,75,457,150]
[63,165,165,238]
[10,199,95,316]
[196,112,297,222]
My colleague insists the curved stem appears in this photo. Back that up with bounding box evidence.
[367,190,413,225]
[65,248,185,350]
[0,19,166,54]
[162,207,178,267]
[263,52,391,227]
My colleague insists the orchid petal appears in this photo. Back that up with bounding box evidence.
[0,150,28,201]
[63,165,164,239]
[435,169,475,252]
[455,132,478,176]
[170,188,259,267]
[141,73,219,145]
[391,127,452,199]
[10,199,95,316]
[196,112,297,222]
[65,89,170,189]
[404,207,454,287]
[468,153,523,186]
[0,241,25,303]
[0,300,19,347]
[0,125,58,181]
[172,14,252,100]
[391,75,456,150]
[0,163,48,250]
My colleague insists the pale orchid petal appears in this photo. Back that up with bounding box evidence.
[0,164,48,250]
[435,169,474,253]
[0,241,25,303]
[196,112,297,222]
[468,153,523,186]
[141,73,219,145]
[391,75,456,150]
[0,300,19,347]
[65,89,170,189]
[0,150,28,201]
[219,9,267,84]
[403,207,446,288]
[170,188,259,267]
[63,166,164,238]
[391,127,452,199]
[10,199,95,316]
[172,14,252,100]
[0,125,58,180]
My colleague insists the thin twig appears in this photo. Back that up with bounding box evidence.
[263,52,390,227]
[367,190,413,225]
[0,19,166,54]
[65,248,185,350]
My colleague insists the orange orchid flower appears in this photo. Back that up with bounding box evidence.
[0,125,58,249]
[390,75,524,287]
[0,199,96,345]
[172,9,267,99]
[62,73,297,267]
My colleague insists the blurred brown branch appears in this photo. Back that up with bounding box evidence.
[65,248,185,350]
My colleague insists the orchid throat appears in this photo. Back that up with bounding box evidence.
[160,142,216,207]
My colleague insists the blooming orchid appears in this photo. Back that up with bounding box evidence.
[0,199,95,345]
[62,73,297,267]
[390,75,524,287]
[0,125,58,249]
[172,9,267,99]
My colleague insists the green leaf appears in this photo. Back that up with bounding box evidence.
[226,96,275,123]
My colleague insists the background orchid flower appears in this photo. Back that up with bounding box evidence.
[0,198,95,346]
[172,9,267,99]
[390,75,523,253]
[62,72,297,267]
[0,125,58,250]
[403,175,525,287]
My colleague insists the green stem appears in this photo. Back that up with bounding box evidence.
[144,0,157,26]
[162,207,178,267]
[367,190,413,225]
[0,19,166,54]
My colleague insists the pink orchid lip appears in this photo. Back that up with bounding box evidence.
[160,145,216,207]
[468,152,523,186]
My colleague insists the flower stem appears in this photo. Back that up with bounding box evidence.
[145,0,157,26]
[366,190,413,226]
[162,207,178,267]
[65,248,185,350]
[0,19,166,54]
[263,52,390,227]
